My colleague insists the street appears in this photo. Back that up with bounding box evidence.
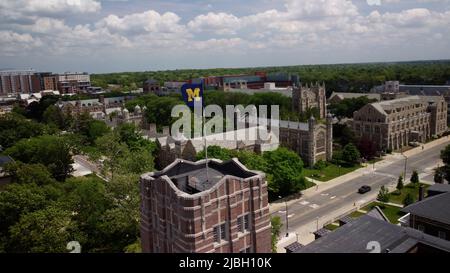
[272,138,450,250]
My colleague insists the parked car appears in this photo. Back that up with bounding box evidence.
[358,185,371,194]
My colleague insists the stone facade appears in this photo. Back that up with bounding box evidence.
[156,116,333,168]
[140,158,271,253]
[292,82,327,119]
[277,115,333,166]
[352,96,448,151]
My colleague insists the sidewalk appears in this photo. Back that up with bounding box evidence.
[270,136,450,213]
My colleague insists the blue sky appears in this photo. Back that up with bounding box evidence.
[1,0,450,73]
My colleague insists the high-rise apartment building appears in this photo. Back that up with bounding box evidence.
[140,158,271,253]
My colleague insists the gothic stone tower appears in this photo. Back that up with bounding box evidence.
[292,82,327,119]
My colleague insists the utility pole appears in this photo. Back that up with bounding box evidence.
[279,196,289,237]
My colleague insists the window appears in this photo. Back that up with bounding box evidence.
[220,223,227,240]
[237,214,250,233]
[213,226,220,243]
[438,231,446,240]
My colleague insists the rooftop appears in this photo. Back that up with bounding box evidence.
[146,158,261,195]
[296,215,450,253]
[370,95,443,115]
[329,92,381,101]
[402,192,450,225]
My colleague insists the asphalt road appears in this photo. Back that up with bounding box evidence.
[273,141,448,233]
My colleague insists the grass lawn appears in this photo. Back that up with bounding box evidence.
[325,223,340,231]
[303,164,361,182]
[362,202,406,224]
[349,210,366,218]
[389,183,430,205]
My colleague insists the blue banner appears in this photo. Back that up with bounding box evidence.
[180,83,204,108]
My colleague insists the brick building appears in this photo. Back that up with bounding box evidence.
[352,96,447,151]
[0,69,41,95]
[140,158,271,253]
[143,79,161,94]
[57,72,91,93]
[292,82,327,119]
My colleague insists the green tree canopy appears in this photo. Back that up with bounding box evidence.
[341,143,361,166]
[4,135,74,181]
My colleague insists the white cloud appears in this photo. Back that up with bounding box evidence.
[188,12,241,35]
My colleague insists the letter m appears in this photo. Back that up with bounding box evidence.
[186,88,201,102]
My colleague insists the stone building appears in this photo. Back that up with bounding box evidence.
[277,115,333,166]
[292,82,327,119]
[140,158,271,253]
[143,79,161,94]
[352,96,448,151]
[156,115,333,168]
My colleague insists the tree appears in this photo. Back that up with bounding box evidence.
[8,206,80,253]
[0,113,45,149]
[271,216,283,253]
[357,137,377,160]
[341,143,360,166]
[396,175,404,191]
[87,120,110,145]
[4,162,55,186]
[434,167,446,184]
[263,148,306,197]
[440,145,450,181]
[377,186,390,203]
[410,170,420,187]
[196,145,234,161]
[42,105,66,129]
[0,183,55,239]
[403,193,415,207]
[4,135,74,181]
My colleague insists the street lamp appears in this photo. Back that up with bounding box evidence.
[403,154,408,178]
[279,196,289,237]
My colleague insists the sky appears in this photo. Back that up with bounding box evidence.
[1,0,450,73]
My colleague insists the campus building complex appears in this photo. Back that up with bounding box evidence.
[140,158,271,253]
[352,96,448,151]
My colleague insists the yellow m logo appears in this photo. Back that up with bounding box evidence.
[186,88,201,102]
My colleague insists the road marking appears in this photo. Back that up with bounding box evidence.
[300,201,310,206]
[321,193,330,196]
[330,196,336,200]
[309,204,319,209]
[278,210,286,214]
[287,214,295,218]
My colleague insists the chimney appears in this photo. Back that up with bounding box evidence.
[419,185,425,201]
[149,123,157,136]
[163,126,170,136]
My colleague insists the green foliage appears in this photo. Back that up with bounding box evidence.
[333,124,356,147]
[263,148,305,197]
[42,105,67,130]
[377,186,390,203]
[91,61,450,95]
[8,206,80,253]
[396,175,404,191]
[197,146,305,197]
[329,96,378,118]
[403,193,415,207]
[271,216,282,253]
[439,145,450,181]
[0,113,46,149]
[196,145,234,161]
[341,143,361,166]
[0,183,58,239]
[314,160,328,170]
[4,135,74,181]
[410,170,420,185]
[434,167,446,184]
[4,162,55,186]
